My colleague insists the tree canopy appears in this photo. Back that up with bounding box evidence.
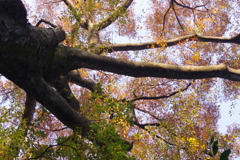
[0,0,239,159]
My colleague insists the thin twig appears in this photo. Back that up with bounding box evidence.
[29,137,71,159]
[51,127,68,132]
[172,4,184,31]
[162,2,173,31]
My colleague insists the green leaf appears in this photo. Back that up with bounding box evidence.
[212,140,219,156]
[220,149,231,160]
[210,136,214,145]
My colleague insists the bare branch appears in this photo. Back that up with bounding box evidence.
[172,4,184,31]
[162,0,208,31]
[104,34,240,52]
[36,19,57,28]
[131,82,191,101]
[51,127,68,132]
[163,1,172,31]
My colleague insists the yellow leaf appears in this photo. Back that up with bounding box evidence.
[192,51,200,62]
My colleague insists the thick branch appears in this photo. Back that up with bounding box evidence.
[29,78,92,133]
[105,34,240,52]
[0,69,93,136]
[45,45,240,82]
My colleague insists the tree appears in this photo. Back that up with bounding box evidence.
[0,0,239,159]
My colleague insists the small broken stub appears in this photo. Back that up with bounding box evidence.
[36,19,66,43]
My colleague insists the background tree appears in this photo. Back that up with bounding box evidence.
[0,0,239,159]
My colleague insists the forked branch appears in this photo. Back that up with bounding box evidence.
[61,0,88,30]
[62,0,133,31]
[163,0,208,31]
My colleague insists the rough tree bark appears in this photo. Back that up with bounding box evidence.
[1,0,240,145]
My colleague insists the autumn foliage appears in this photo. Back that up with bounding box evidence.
[0,0,240,159]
